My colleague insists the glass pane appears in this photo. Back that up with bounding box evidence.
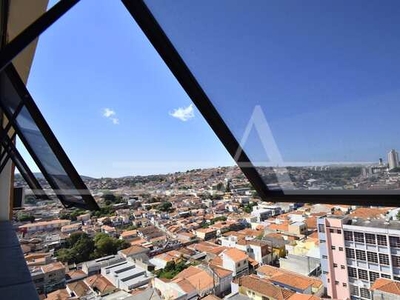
[0,68,96,207]
[143,0,400,194]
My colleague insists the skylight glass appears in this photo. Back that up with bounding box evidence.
[136,0,400,195]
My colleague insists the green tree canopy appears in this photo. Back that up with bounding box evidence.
[158,201,172,212]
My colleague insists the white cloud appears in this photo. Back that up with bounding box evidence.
[169,104,195,121]
[103,108,119,125]
[103,108,116,118]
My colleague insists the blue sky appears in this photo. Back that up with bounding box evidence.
[21,0,235,178]
[19,0,400,177]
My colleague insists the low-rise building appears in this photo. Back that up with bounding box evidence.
[19,219,71,233]
[370,278,400,300]
[82,254,125,276]
[101,259,153,291]
[61,223,82,234]
[233,275,294,300]
[31,261,66,294]
[195,228,217,240]
[118,245,150,260]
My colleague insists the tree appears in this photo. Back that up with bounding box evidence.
[103,193,116,202]
[57,232,94,264]
[93,233,130,257]
[157,259,189,279]
[67,232,89,248]
[17,213,35,222]
[95,236,117,257]
[158,201,172,212]
[216,182,224,191]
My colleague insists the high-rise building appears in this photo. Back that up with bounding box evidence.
[388,149,399,170]
[318,215,400,300]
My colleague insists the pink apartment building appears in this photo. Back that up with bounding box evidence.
[318,215,400,300]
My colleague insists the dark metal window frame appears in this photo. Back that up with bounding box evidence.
[0,0,98,210]
[0,65,98,210]
[121,0,400,206]
[0,123,47,200]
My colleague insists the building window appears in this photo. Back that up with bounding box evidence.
[333,263,338,268]
[331,246,336,250]
[365,233,376,245]
[327,278,330,283]
[392,256,400,267]
[354,232,364,243]
[367,251,378,263]
[320,239,326,243]
[337,229,342,234]
[369,271,380,282]
[379,253,390,265]
[323,271,329,275]
[360,288,370,299]
[341,265,345,269]
[343,282,347,287]
[318,224,325,233]
[377,235,387,246]
[335,280,339,285]
[390,236,400,248]
[339,247,343,251]
[346,248,355,259]
[356,249,366,261]
[381,274,391,279]
[350,285,359,296]
[358,269,368,281]
[394,276,400,281]
[322,255,328,259]
[348,267,357,278]
[344,231,353,241]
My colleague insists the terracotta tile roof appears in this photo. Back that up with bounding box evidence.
[42,262,65,274]
[266,232,285,240]
[239,275,294,300]
[268,222,289,232]
[209,256,223,267]
[119,245,149,256]
[287,294,321,300]
[222,248,248,262]
[271,274,313,290]
[173,266,214,293]
[85,274,116,294]
[305,217,317,230]
[174,266,202,280]
[350,207,389,219]
[237,229,261,237]
[257,265,281,277]
[67,280,90,297]
[211,265,233,278]
[248,257,259,268]
[257,265,322,290]
[120,229,138,238]
[184,270,214,291]
[174,278,196,294]
[45,289,70,300]
[66,269,86,280]
[371,278,400,296]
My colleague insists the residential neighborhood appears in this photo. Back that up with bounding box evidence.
[12,166,400,299]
